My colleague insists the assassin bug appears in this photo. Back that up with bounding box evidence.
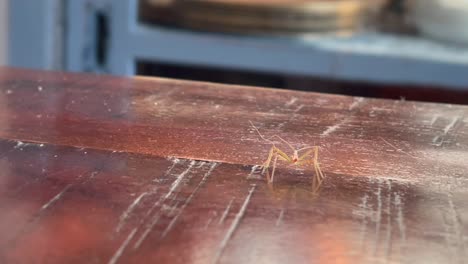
[249,121,324,191]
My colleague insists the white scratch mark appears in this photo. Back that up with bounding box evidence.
[134,213,162,249]
[159,201,181,218]
[321,99,363,135]
[37,86,43,92]
[321,122,344,137]
[293,104,304,112]
[108,228,137,264]
[276,121,287,130]
[380,137,418,159]
[14,141,25,149]
[116,192,149,233]
[205,216,215,230]
[40,184,72,211]
[154,157,181,182]
[196,161,207,168]
[430,115,439,126]
[82,171,100,184]
[164,160,196,199]
[13,141,46,150]
[219,198,235,225]
[277,103,304,129]
[442,210,453,257]
[444,117,460,135]
[213,185,256,264]
[247,165,261,180]
[394,194,406,246]
[354,194,369,250]
[161,163,219,238]
[373,182,383,256]
[432,135,443,147]
[447,194,466,257]
[133,200,181,250]
[285,97,298,107]
[89,171,99,180]
[134,160,196,248]
[6,89,12,94]
[384,180,393,261]
[275,209,285,227]
[349,97,364,110]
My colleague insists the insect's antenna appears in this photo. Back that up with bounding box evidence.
[249,121,275,145]
[249,121,297,152]
[297,146,317,152]
[270,135,296,152]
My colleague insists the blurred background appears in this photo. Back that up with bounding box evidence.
[2,0,468,104]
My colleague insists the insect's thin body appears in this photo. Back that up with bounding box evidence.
[250,121,324,191]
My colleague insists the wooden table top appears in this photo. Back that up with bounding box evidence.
[0,66,467,264]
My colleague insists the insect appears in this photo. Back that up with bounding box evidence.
[249,121,324,191]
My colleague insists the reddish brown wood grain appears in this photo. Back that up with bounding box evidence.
[0,67,467,264]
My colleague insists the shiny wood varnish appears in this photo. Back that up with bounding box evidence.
[0,67,467,264]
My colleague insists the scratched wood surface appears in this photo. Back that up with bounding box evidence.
[0,67,467,264]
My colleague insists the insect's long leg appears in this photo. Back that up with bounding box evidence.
[262,146,275,174]
[296,149,315,165]
[310,147,324,191]
[297,146,324,192]
[263,147,290,172]
[313,147,324,182]
[270,153,279,183]
[274,148,292,163]
[312,172,321,194]
[262,147,291,184]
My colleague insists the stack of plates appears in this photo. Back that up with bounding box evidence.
[143,0,385,34]
[408,0,468,45]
